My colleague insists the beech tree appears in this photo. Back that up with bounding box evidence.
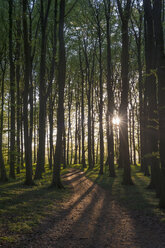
[52,0,66,188]
[117,0,133,185]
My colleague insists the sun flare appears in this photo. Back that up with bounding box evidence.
[112,116,120,125]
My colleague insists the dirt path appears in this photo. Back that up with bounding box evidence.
[17,169,165,248]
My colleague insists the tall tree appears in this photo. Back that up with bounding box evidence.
[143,0,161,195]
[52,0,66,188]
[104,0,116,177]
[154,0,165,207]
[9,0,16,179]
[131,2,149,175]
[22,0,34,185]
[48,0,58,170]
[35,0,52,179]
[117,0,133,185]
[79,44,86,168]
[0,55,8,182]
[83,37,93,168]
[93,3,104,175]
[16,18,21,174]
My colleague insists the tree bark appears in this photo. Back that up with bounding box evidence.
[52,0,66,188]
[35,0,51,179]
[143,0,161,195]
[79,45,86,168]
[22,0,34,185]
[104,0,115,177]
[96,12,104,175]
[117,0,133,185]
[9,0,16,179]
[0,63,8,182]
[153,0,165,207]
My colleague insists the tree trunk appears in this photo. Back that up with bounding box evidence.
[49,96,53,170]
[78,102,81,164]
[22,0,34,185]
[21,103,24,168]
[83,41,93,168]
[105,0,115,177]
[91,83,95,167]
[9,0,16,179]
[143,0,161,195]
[35,0,51,179]
[132,107,136,165]
[0,65,8,182]
[129,108,133,165]
[79,46,86,168]
[153,0,165,207]
[97,15,104,175]
[16,20,21,174]
[74,101,78,164]
[52,0,66,188]
[33,86,37,164]
[67,85,72,166]
[48,0,58,170]
[63,120,67,169]
[117,0,133,185]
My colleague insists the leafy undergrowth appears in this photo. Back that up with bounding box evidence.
[72,163,165,222]
[0,166,70,246]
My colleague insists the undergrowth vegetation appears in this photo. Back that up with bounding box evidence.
[72,164,165,221]
[0,166,70,245]
[1,164,165,247]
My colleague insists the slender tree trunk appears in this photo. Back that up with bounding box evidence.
[48,0,58,170]
[35,0,51,179]
[105,0,116,177]
[67,86,72,165]
[21,104,24,168]
[97,16,104,175]
[87,89,92,168]
[16,20,21,174]
[78,102,81,164]
[79,46,86,168]
[49,96,53,170]
[22,0,34,185]
[83,42,93,168]
[0,66,8,181]
[52,0,66,188]
[74,101,78,164]
[132,107,136,165]
[96,136,99,165]
[91,84,95,167]
[63,120,67,169]
[129,108,133,165]
[67,117,70,166]
[33,86,37,164]
[117,0,133,185]
[70,130,73,165]
[8,100,10,165]
[9,0,16,179]
[131,3,144,169]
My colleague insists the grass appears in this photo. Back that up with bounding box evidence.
[72,163,165,221]
[0,166,71,246]
[1,162,165,246]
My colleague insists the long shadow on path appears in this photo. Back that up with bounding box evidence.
[14,169,165,248]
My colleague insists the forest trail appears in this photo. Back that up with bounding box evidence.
[18,169,165,248]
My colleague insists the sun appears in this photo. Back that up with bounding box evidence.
[112,116,120,125]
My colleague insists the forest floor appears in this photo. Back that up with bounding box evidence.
[7,167,165,248]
